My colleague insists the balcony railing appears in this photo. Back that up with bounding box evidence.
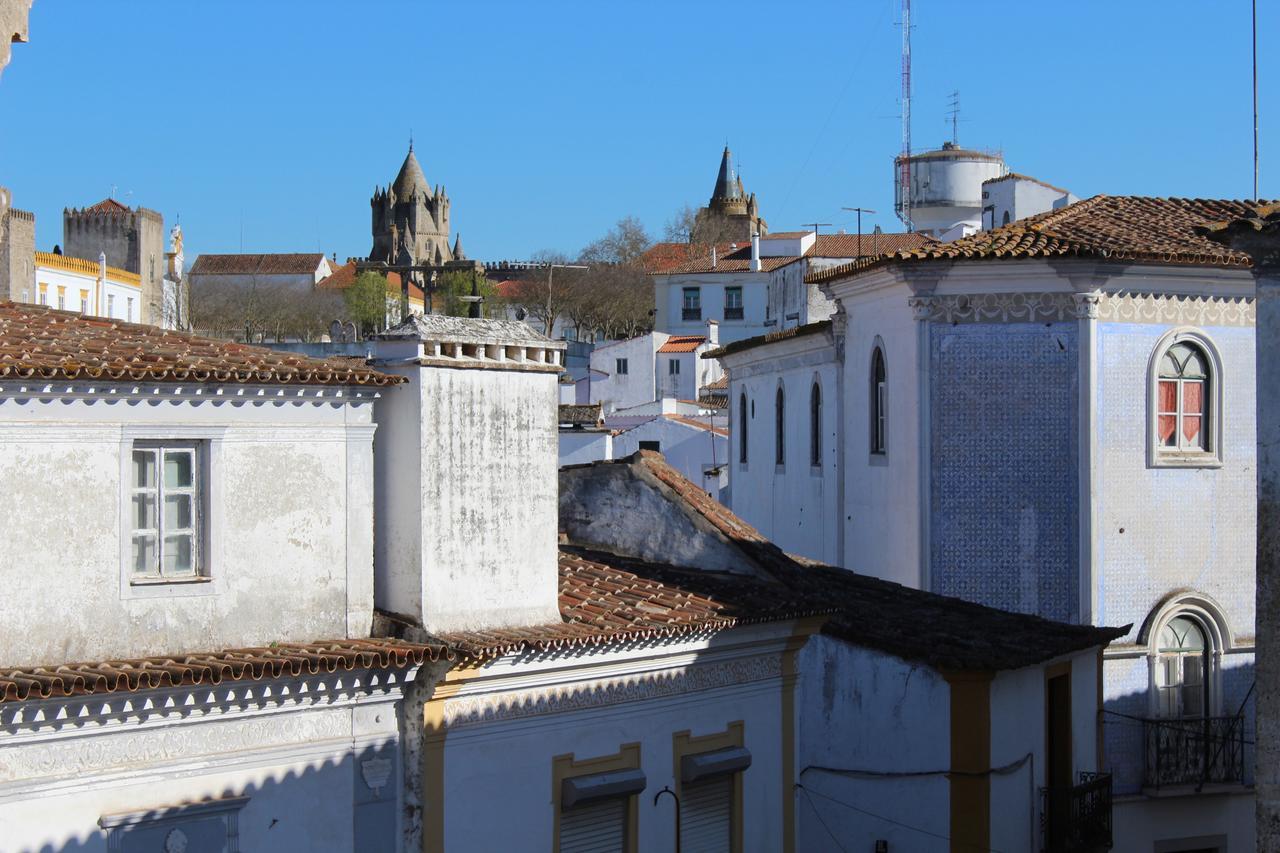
[1144,715,1245,790]
[723,305,744,321]
[1041,772,1113,853]
[682,307,702,322]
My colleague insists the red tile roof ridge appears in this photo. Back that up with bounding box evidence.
[0,301,404,388]
[0,638,451,704]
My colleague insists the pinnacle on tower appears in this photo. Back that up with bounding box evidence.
[712,146,741,201]
[452,234,465,260]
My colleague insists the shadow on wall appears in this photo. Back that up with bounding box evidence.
[15,739,402,853]
[1102,661,1256,796]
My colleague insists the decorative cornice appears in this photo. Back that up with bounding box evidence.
[1096,291,1256,327]
[443,654,782,729]
[909,292,1091,324]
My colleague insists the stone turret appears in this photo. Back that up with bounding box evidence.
[691,145,768,244]
[0,187,34,301]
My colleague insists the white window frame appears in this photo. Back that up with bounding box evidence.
[1140,592,1233,718]
[119,429,223,599]
[1146,328,1224,468]
[669,358,681,376]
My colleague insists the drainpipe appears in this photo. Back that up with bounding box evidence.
[98,251,107,316]
[1197,205,1280,847]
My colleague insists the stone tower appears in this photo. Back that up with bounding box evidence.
[0,187,35,301]
[690,145,767,244]
[63,198,165,325]
[369,143,453,269]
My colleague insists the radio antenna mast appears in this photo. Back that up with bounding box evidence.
[947,90,960,146]
[896,0,914,232]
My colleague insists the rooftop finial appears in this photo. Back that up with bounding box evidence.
[409,130,414,152]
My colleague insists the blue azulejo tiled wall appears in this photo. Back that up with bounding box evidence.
[929,322,1079,623]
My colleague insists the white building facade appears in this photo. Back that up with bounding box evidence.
[713,195,1262,852]
[28,250,144,321]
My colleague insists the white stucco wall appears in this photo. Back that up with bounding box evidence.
[32,264,142,320]
[795,636,951,852]
[437,629,791,852]
[654,272,770,344]
[612,416,729,500]
[723,332,840,565]
[0,384,376,667]
[559,429,613,467]
[0,668,409,853]
[835,278,922,585]
[373,356,561,633]
[590,334,664,412]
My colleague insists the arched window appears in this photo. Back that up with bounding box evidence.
[775,385,785,465]
[871,347,887,454]
[1156,615,1209,718]
[1157,341,1209,452]
[739,393,748,465]
[810,382,822,467]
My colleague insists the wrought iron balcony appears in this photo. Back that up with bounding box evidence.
[1041,772,1113,853]
[723,305,744,321]
[682,308,702,322]
[1144,715,1245,790]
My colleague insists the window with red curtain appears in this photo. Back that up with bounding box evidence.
[1157,342,1208,452]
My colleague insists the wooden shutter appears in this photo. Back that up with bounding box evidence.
[680,774,732,853]
[560,796,627,853]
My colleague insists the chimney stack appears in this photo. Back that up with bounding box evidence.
[370,314,566,633]
[749,232,761,272]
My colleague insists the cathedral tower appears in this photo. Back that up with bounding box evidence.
[369,143,453,269]
[690,145,768,245]
[63,198,165,326]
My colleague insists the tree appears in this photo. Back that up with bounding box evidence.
[344,271,391,336]
[663,204,698,243]
[579,216,651,265]
[188,276,345,343]
[437,269,499,318]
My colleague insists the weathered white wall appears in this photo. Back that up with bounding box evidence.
[723,333,840,565]
[795,636,951,853]
[0,385,376,666]
[374,357,561,633]
[437,630,790,852]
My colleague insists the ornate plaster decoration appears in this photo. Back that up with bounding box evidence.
[444,654,782,729]
[361,757,393,796]
[909,293,1089,324]
[1096,292,1256,327]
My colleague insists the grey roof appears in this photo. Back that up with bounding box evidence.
[712,146,740,201]
[392,145,430,200]
[377,313,561,347]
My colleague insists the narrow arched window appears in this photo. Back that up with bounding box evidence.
[810,382,822,467]
[739,393,748,464]
[871,347,887,454]
[1156,615,1209,718]
[775,385,785,465]
[1157,341,1209,452]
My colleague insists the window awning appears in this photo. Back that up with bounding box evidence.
[681,746,752,784]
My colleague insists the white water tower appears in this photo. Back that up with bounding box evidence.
[895,142,1006,240]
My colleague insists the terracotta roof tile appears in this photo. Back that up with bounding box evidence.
[190,253,328,277]
[0,638,449,704]
[657,335,706,353]
[807,196,1276,286]
[318,261,424,300]
[0,301,403,387]
[81,198,131,215]
[704,320,833,360]
[647,232,935,275]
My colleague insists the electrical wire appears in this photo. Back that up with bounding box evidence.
[796,783,1005,853]
[798,785,850,853]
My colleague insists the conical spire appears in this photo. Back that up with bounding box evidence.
[452,234,465,260]
[392,144,431,200]
[712,146,741,201]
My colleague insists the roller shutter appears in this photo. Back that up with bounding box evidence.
[679,774,732,853]
[560,796,627,853]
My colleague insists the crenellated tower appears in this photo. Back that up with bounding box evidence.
[369,143,453,269]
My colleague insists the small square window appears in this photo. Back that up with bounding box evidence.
[130,442,204,580]
[616,358,629,376]
[669,359,681,375]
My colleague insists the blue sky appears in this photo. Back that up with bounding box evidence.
[0,0,1274,264]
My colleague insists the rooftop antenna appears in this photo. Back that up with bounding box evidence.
[895,0,914,232]
[1253,0,1259,201]
[803,221,833,237]
[841,207,878,256]
[946,90,961,146]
